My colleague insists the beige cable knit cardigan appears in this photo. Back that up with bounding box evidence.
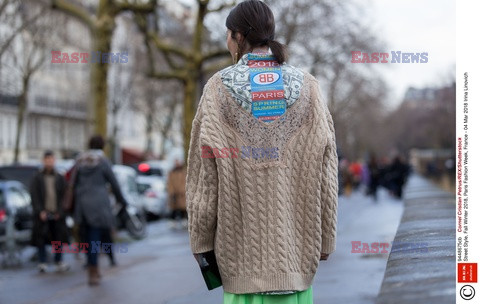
[186,71,338,294]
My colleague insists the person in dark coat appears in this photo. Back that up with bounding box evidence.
[386,156,410,199]
[30,150,70,273]
[367,154,381,201]
[71,135,127,286]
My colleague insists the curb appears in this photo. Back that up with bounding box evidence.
[375,174,455,304]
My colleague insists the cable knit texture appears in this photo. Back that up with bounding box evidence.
[186,71,338,294]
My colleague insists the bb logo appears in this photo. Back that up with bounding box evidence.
[460,285,475,300]
[253,72,279,85]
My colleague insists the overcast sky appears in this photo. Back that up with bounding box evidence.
[366,0,455,106]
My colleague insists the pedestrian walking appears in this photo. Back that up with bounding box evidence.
[349,160,363,190]
[30,150,70,273]
[186,1,338,303]
[386,156,410,199]
[70,135,127,286]
[367,154,381,201]
[340,159,353,197]
[102,228,117,266]
[167,159,187,229]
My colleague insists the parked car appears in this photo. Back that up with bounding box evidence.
[0,181,33,246]
[136,175,169,219]
[134,160,176,178]
[0,165,40,188]
[0,160,75,186]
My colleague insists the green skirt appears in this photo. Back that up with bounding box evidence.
[223,286,313,304]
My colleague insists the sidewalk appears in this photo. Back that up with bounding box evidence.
[313,188,403,303]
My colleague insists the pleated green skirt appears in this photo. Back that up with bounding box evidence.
[223,286,313,304]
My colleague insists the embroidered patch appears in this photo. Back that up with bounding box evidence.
[248,54,286,122]
[220,53,304,113]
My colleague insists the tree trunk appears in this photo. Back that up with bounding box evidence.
[52,0,154,157]
[159,135,167,160]
[183,76,198,161]
[14,76,30,163]
[91,37,113,136]
[110,126,119,164]
[181,1,207,161]
[91,2,115,154]
[145,107,153,158]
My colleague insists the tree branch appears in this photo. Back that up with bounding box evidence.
[160,49,183,70]
[208,1,236,13]
[0,0,10,17]
[134,13,157,76]
[149,70,187,81]
[202,58,231,75]
[115,0,156,14]
[201,48,230,63]
[148,32,191,60]
[51,0,95,31]
[0,5,47,57]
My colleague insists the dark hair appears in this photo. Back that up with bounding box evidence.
[43,150,54,158]
[88,135,105,150]
[226,0,287,64]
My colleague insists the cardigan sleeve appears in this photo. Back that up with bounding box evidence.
[320,96,339,254]
[186,83,219,254]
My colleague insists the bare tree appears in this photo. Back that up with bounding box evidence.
[50,0,155,142]
[151,83,180,159]
[0,0,47,57]
[136,0,234,159]
[1,2,54,162]
[108,62,134,164]
[132,73,181,160]
[385,81,455,156]
[107,15,139,163]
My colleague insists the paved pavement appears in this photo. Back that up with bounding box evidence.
[0,187,404,304]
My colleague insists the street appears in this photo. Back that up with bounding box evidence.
[0,188,403,304]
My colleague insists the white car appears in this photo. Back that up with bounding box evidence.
[136,160,174,179]
[136,175,169,218]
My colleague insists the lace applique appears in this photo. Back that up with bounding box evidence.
[215,75,314,169]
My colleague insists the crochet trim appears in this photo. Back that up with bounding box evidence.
[213,74,315,169]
